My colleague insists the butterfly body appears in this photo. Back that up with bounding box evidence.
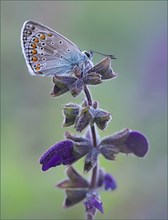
[21,21,92,76]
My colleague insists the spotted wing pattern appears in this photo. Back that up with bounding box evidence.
[21,21,87,76]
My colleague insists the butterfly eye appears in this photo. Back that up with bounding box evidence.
[84,51,91,58]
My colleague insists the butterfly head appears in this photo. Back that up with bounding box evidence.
[82,50,94,60]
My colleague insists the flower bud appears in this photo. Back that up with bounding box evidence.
[84,191,104,217]
[63,103,80,127]
[88,57,117,80]
[97,169,117,190]
[94,109,111,130]
[70,79,83,97]
[53,75,77,85]
[84,148,99,173]
[104,173,117,191]
[75,108,92,132]
[92,100,98,109]
[51,75,77,97]
[83,73,102,85]
[50,82,69,97]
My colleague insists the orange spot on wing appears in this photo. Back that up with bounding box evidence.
[35,66,40,71]
[32,49,37,54]
[34,38,39,43]
[32,57,38,62]
[31,43,37,48]
[40,34,46,40]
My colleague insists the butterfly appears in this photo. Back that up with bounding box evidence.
[21,20,94,77]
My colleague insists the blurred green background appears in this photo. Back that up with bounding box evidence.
[1,1,167,219]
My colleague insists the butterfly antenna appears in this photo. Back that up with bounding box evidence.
[91,50,116,59]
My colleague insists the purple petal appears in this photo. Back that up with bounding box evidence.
[84,192,104,215]
[104,173,117,191]
[84,200,96,216]
[91,197,104,213]
[125,131,149,157]
[62,157,76,165]
[40,140,75,171]
[42,155,61,171]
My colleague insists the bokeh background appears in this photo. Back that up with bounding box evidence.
[1,1,167,219]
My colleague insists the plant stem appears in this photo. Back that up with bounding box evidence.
[84,85,92,106]
[84,85,99,220]
[86,213,93,220]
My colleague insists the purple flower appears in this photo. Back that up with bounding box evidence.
[84,192,104,216]
[97,169,117,191]
[125,131,148,157]
[40,140,75,171]
[99,129,149,160]
[104,173,117,191]
[40,137,91,172]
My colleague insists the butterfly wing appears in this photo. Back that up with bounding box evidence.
[21,21,87,76]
